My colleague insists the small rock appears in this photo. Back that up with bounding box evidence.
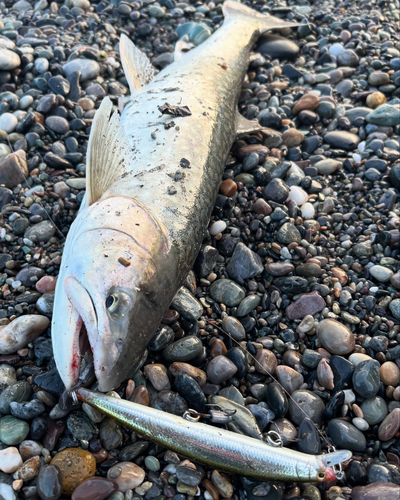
[107,462,145,491]
[36,464,63,500]
[286,291,325,320]
[0,447,22,474]
[316,319,355,355]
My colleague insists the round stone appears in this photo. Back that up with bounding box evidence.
[289,390,325,425]
[209,279,245,306]
[287,186,308,205]
[107,462,145,491]
[0,416,29,445]
[369,265,393,282]
[353,359,380,398]
[50,448,96,496]
[36,465,63,500]
[206,355,237,384]
[327,419,366,452]
[361,396,388,425]
[380,362,400,386]
[220,179,237,197]
[163,336,203,363]
[71,477,118,500]
[366,91,386,109]
[377,408,400,441]
[222,316,245,341]
[0,447,22,473]
[316,319,355,355]
[209,220,226,236]
[0,113,18,133]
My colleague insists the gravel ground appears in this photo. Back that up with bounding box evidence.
[0,0,399,499]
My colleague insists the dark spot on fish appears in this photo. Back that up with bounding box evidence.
[104,254,109,257]
[158,103,192,117]
[164,121,175,130]
[218,62,228,70]
[180,158,190,169]
[118,256,131,267]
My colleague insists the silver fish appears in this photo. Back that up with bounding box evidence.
[76,388,352,483]
[52,1,301,392]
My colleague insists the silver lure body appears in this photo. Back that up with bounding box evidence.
[52,2,301,392]
[77,388,351,482]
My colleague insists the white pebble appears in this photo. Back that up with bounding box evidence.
[329,43,344,56]
[34,57,49,73]
[0,447,23,474]
[301,202,315,219]
[352,417,369,431]
[352,153,362,162]
[343,389,356,405]
[19,95,34,109]
[358,141,366,153]
[286,162,305,178]
[0,113,18,133]
[0,483,16,500]
[209,220,226,236]
[287,186,308,205]
[369,286,379,293]
[348,353,372,366]
[0,144,11,157]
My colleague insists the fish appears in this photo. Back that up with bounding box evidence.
[52,1,302,392]
[76,388,352,482]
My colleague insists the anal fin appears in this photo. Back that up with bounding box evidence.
[120,34,154,93]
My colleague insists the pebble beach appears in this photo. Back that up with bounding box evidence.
[0,0,399,499]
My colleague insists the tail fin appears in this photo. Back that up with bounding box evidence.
[222,1,302,34]
[318,449,352,467]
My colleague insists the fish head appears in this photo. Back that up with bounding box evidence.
[52,196,177,392]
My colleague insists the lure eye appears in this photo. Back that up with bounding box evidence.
[317,471,326,481]
[106,292,120,312]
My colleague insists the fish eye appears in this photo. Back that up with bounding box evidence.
[317,471,326,481]
[106,292,120,312]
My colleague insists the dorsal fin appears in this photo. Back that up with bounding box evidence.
[86,97,128,206]
[120,34,154,93]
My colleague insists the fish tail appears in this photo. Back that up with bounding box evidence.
[222,1,302,34]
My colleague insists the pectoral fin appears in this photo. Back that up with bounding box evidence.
[120,34,154,94]
[86,97,128,206]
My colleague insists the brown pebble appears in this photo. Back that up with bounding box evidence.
[292,93,319,114]
[366,91,386,109]
[133,385,150,406]
[317,358,334,390]
[380,362,400,386]
[252,198,272,215]
[211,470,233,499]
[169,362,207,386]
[51,448,96,496]
[282,128,304,147]
[36,276,57,293]
[255,348,277,375]
[219,179,237,197]
[209,338,227,358]
[71,477,118,500]
[15,455,41,481]
[202,479,219,500]
[331,267,348,285]
[107,462,145,491]
[144,363,171,391]
[378,408,400,441]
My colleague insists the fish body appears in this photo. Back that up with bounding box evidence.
[77,388,351,482]
[52,2,300,392]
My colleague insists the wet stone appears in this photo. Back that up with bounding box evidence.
[151,390,188,416]
[257,35,299,60]
[289,390,325,426]
[176,466,202,487]
[297,417,321,455]
[330,355,354,391]
[100,418,123,451]
[209,279,245,306]
[0,381,32,415]
[170,287,203,321]
[163,336,203,363]
[346,460,368,487]
[286,291,325,320]
[275,366,304,394]
[148,325,175,352]
[222,316,245,341]
[277,223,301,245]
[0,416,29,445]
[107,462,145,491]
[50,448,96,496]
[226,242,263,281]
[265,382,288,418]
[207,355,237,384]
[174,373,206,412]
[353,360,380,398]
[361,396,388,425]
[71,477,118,500]
[263,179,289,203]
[316,319,355,355]
[118,441,149,462]
[352,482,399,500]
[67,411,99,441]
[10,399,45,420]
[378,409,400,442]
[327,419,367,452]
[324,131,360,150]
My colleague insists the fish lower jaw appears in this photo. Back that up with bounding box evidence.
[70,316,94,390]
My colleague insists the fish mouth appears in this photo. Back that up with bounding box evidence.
[65,277,98,390]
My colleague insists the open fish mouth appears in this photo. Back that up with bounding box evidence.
[65,277,98,390]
